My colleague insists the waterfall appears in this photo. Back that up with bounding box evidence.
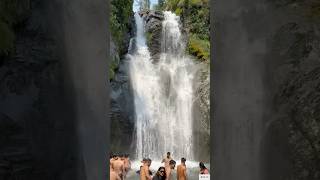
[129,11,196,161]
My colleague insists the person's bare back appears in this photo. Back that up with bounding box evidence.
[124,158,131,172]
[112,159,124,179]
[110,169,121,180]
[177,164,187,180]
[165,167,172,180]
[140,165,151,180]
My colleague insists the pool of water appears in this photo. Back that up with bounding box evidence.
[125,160,210,180]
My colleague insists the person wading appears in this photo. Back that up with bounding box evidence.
[165,160,176,180]
[110,154,121,180]
[112,155,125,179]
[123,154,131,179]
[140,158,152,180]
[177,158,187,180]
[161,152,172,169]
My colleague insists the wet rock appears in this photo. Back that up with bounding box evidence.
[192,63,210,161]
[110,60,135,154]
[141,10,164,61]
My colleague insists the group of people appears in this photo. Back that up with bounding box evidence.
[110,154,131,180]
[110,152,209,180]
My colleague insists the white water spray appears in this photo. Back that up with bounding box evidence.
[129,11,196,161]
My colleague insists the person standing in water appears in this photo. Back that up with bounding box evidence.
[199,162,209,174]
[112,155,125,179]
[140,158,152,180]
[177,158,187,180]
[123,154,131,178]
[165,160,176,180]
[161,152,172,169]
[110,154,121,180]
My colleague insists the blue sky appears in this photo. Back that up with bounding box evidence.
[133,0,159,12]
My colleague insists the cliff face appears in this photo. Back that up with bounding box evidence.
[0,1,80,179]
[213,0,320,179]
[266,1,320,179]
[109,0,136,154]
[0,0,109,179]
[193,64,210,161]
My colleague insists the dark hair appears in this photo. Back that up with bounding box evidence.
[199,162,206,169]
[125,154,129,158]
[156,167,166,177]
[181,158,186,162]
[169,160,176,165]
[167,152,171,155]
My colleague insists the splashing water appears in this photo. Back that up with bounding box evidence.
[128,11,196,161]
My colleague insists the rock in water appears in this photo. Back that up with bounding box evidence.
[142,10,164,61]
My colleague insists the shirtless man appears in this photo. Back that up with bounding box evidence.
[161,152,172,169]
[124,154,131,172]
[165,160,176,180]
[110,154,116,163]
[112,155,125,180]
[110,154,121,180]
[140,158,152,180]
[177,158,187,180]
[110,167,121,180]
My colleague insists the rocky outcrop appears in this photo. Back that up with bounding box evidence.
[141,10,164,61]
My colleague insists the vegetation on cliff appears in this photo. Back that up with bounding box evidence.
[157,0,210,62]
[0,0,30,56]
[109,0,134,80]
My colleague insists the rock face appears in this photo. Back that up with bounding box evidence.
[141,10,164,61]
[109,10,136,154]
[193,64,210,161]
[0,0,109,179]
[110,59,135,154]
[0,1,80,179]
[267,20,320,180]
[213,0,320,179]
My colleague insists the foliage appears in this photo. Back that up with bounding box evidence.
[145,31,152,44]
[110,0,133,80]
[109,55,119,80]
[0,0,30,55]
[110,0,133,55]
[188,34,209,62]
[0,21,14,55]
[162,0,210,62]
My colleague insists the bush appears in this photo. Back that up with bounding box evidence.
[188,35,210,62]
[0,0,31,55]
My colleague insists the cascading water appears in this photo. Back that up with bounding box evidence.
[128,11,196,161]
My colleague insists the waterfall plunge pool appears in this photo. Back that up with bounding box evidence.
[125,160,210,180]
